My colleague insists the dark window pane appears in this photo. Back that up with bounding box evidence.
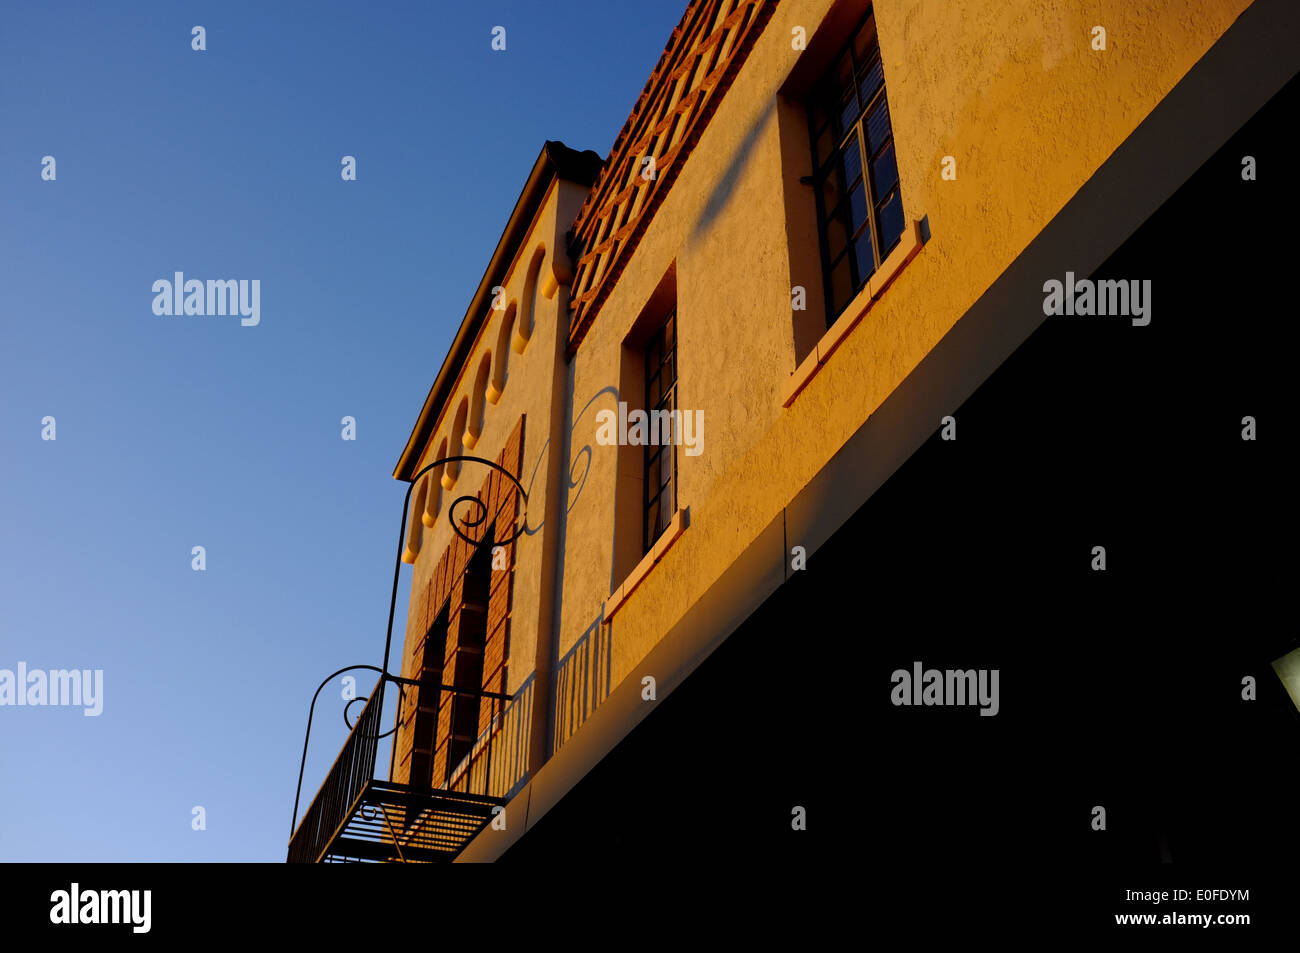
[852,14,879,64]
[829,253,853,314]
[853,229,876,283]
[645,496,660,549]
[840,138,862,189]
[857,55,884,109]
[832,51,854,100]
[876,189,905,253]
[824,205,851,260]
[813,83,842,136]
[645,445,662,482]
[643,308,677,553]
[647,407,666,446]
[847,182,869,232]
[870,142,898,198]
[837,89,859,135]
[865,97,893,153]
[819,168,842,216]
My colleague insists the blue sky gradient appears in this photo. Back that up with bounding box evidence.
[0,0,686,861]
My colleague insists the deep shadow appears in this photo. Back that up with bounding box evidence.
[500,70,1299,898]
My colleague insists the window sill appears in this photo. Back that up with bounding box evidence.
[603,506,690,623]
[782,216,928,408]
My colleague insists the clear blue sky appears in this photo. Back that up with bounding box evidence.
[0,0,686,861]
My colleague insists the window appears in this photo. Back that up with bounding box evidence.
[408,603,448,792]
[643,308,678,554]
[440,536,492,784]
[807,9,903,323]
[610,267,678,590]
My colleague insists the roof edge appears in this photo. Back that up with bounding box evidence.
[393,141,603,482]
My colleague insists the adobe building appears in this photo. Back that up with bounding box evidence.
[288,0,1299,864]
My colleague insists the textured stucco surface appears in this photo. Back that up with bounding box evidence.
[555,0,1250,728]
[400,0,1253,760]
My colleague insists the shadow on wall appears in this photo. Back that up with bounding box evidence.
[553,611,613,751]
[691,103,774,241]
[488,379,621,779]
[451,673,535,802]
[522,385,620,537]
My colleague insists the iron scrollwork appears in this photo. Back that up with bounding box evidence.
[289,454,528,839]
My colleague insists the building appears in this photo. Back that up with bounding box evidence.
[287,0,1298,864]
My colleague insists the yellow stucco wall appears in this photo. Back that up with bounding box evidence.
[551,0,1251,741]
[401,0,1252,759]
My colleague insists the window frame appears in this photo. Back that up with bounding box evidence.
[806,8,904,326]
[642,307,678,555]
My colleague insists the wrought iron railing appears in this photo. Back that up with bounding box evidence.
[286,453,531,863]
[288,677,517,863]
[288,682,384,864]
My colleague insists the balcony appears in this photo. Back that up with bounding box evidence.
[287,451,530,863]
[288,679,513,863]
